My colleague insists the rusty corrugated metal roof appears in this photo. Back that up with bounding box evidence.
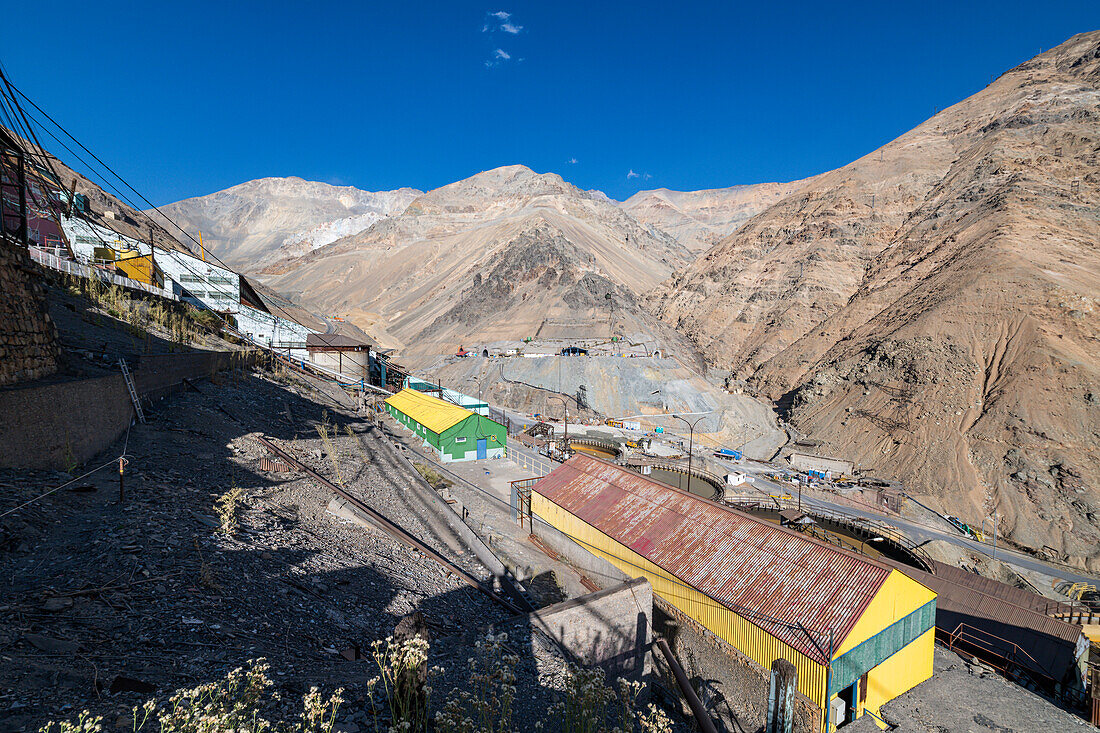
[533,454,893,663]
[929,560,1074,615]
[882,558,1085,683]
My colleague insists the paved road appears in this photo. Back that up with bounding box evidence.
[737,466,1100,586]
[500,407,1100,587]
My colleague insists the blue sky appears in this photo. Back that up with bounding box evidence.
[4,1,1097,204]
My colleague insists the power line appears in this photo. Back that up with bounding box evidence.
[3,74,349,351]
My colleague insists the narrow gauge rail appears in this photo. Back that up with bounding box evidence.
[253,434,525,615]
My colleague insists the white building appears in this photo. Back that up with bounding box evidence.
[60,214,315,354]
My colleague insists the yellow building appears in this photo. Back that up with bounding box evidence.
[114,253,160,287]
[531,454,936,731]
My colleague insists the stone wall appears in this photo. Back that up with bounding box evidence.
[0,350,256,469]
[0,242,59,386]
[652,597,821,733]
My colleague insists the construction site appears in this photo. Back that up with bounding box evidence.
[2,34,1100,733]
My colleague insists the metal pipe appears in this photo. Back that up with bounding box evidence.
[654,637,719,733]
[253,435,524,615]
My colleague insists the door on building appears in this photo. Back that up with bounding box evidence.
[476,438,487,459]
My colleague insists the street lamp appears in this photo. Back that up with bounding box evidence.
[982,513,1000,560]
[860,535,885,556]
[670,413,709,494]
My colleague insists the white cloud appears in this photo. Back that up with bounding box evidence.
[481,23,490,32]
[568,157,578,164]
[627,169,639,179]
[644,173,653,180]
[500,22,522,34]
[494,48,511,60]
[491,10,511,19]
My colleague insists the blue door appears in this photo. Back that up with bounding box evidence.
[476,438,487,459]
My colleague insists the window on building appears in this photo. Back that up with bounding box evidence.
[454,436,467,443]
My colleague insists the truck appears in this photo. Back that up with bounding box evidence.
[714,448,743,461]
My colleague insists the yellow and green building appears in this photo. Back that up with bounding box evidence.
[531,454,936,731]
[384,388,506,462]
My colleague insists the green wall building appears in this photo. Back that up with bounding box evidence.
[384,388,506,462]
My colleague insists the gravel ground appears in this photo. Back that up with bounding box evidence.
[0,365,589,731]
[844,646,1094,733]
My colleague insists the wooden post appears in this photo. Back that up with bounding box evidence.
[766,658,797,733]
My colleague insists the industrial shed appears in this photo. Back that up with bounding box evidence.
[530,454,936,731]
[384,388,505,462]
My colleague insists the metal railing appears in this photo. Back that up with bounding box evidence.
[29,246,177,300]
[508,446,552,476]
[941,622,1090,708]
[722,493,935,571]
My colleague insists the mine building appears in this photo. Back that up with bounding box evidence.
[384,388,506,462]
[529,454,937,730]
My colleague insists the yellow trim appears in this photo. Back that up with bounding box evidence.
[384,388,473,434]
[834,569,936,657]
[533,492,829,706]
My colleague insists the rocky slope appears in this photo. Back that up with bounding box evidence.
[651,32,1100,568]
[258,165,695,361]
[621,180,812,253]
[152,177,421,269]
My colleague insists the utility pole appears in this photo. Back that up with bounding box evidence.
[983,513,1000,560]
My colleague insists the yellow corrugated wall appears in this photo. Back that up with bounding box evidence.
[833,569,936,726]
[115,255,156,285]
[863,626,934,727]
[532,493,829,709]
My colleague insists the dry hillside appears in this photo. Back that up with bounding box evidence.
[153,177,421,269]
[259,165,695,360]
[621,180,813,253]
[651,32,1100,568]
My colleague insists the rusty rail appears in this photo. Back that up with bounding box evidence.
[655,637,719,733]
[253,435,524,615]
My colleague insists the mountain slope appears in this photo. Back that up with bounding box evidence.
[621,180,812,253]
[260,165,695,360]
[651,32,1100,568]
[152,177,421,269]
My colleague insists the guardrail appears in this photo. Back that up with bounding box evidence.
[508,446,553,476]
[30,246,177,300]
[722,494,935,571]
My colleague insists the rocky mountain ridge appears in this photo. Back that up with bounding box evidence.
[620,180,814,252]
[254,165,695,359]
[152,176,421,269]
[651,31,1100,568]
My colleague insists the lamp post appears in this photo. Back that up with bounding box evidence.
[860,535,885,556]
[670,413,708,494]
[982,513,1000,560]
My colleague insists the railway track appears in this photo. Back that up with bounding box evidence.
[254,434,526,615]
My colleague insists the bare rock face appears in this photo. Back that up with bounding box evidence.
[620,180,814,253]
[255,165,693,359]
[154,177,422,269]
[651,31,1100,568]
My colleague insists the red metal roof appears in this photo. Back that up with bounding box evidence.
[533,454,892,663]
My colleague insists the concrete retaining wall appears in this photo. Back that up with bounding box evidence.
[528,510,632,590]
[0,350,254,469]
[502,578,652,681]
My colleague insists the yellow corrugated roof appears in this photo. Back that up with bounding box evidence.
[384,388,473,434]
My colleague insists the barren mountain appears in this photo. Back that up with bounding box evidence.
[621,180,812,253]
[651,32,1100,568]
[152,177,421,269]
[260,165,695,360]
